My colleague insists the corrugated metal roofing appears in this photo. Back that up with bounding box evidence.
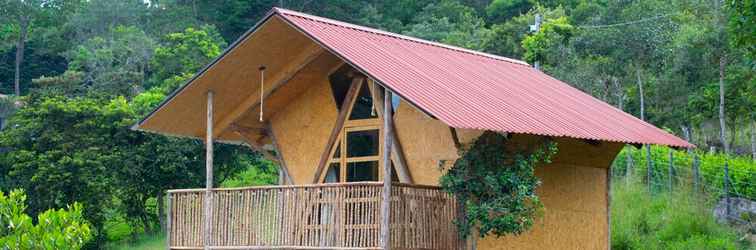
[274,8,693,148]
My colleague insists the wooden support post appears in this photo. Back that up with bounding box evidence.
[367,79,412,183]
[166,191,171,250]
[204,91,214,250]
[723,161,730,218]
[625,146,633,184]
[380,88,393,250]
[266,122,294,185]
[646,145,653,193]
[692,155,700,192]
[668,149,674,191]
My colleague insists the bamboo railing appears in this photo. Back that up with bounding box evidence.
[166,182,460,250]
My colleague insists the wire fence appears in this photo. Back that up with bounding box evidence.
[611,146,756,228]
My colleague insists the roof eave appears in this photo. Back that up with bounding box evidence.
[132,8,281,132]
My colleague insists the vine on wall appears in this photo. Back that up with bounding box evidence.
[440,132,558,238]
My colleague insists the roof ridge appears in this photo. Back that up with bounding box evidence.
[273,7,530,66]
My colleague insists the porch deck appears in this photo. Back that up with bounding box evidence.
[167,182,461,250]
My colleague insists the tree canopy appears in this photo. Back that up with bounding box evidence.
[0,0,754,248]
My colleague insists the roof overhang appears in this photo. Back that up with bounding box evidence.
[133,12,335,143]
[134,8,694,149]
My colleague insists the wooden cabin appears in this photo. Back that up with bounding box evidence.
[133,8,693,250]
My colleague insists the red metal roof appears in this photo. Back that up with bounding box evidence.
[274,8,692,148]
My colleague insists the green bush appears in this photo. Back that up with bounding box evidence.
[0,189,92,249]
[611,182,749,250]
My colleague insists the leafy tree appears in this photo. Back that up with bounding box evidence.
[726,0,755,60]
[65,0,149,43]
[64,26,156,97]
[0,189,92,249]
[485,0,534,23]
[521,15,573,64]
[405,0,493,51]
[149,25,225,88]
[0,95,127,238]
[0,0,74,96]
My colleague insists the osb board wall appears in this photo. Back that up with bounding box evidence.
[394,102,623,249]
[267,64,340,184]
[393,101,460,185]
[232,52,341,137]
[477,165,609,250]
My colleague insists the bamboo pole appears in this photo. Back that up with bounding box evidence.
[380,89,393,249]
[367,79,412,183]
[167,192,172,250]
[204,91,214,250]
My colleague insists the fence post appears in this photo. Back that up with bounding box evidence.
[646,145,653,193]
[692,155,700,193]
[668,149,674,191]
[625,147,633,183]
[723,161,730,218]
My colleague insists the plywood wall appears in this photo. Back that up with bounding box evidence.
[267,65,340,184]
[393,102,623,250]
[393,101,460,185]
[477,164,609,250]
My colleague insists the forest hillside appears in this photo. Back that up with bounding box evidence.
[0,0,753,249]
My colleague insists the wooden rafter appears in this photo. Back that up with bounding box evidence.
[213,45,324,138]
[265,122,294,185]
[368,79,413,183]
[231,124,294,184]
[449,127,461,150]
[232,124,267,135]
[311,76,365,183]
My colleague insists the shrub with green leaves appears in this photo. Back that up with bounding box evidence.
[440,132,557,238]
[0,189,92,250]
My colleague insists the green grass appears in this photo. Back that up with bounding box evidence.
[611,180,751,250]
[104,233,165,250]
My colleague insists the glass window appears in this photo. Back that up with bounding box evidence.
[328,65,353,110]
[348,83,378,120]
[332,144,340,159]
[325,163,340,183]
[346,161,378,182]
[391,162,399,182]
[346,129,379,157]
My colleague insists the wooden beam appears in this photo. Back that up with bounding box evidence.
[311,77,364,183]
[266,122,294,185]
[449,127,461,150]
[231,124,266,135]
[380,88,393,250]
[231,125,276,162]
[368,79,412,183]
[231,124,294,185]
[204,91,214,250]
[212,45,324,138]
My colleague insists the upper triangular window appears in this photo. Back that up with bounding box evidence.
[348,83,377,120]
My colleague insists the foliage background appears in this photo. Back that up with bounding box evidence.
[0,0,753,248]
